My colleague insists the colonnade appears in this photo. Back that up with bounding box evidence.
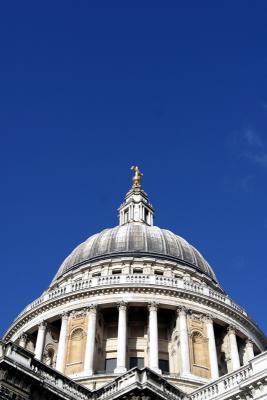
[19,303,255,378]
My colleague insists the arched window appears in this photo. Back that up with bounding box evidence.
[68,328,84,365]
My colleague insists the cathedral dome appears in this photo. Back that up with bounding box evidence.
[3,166,267,396]
[55,223,217,282]
[54,168,218,283]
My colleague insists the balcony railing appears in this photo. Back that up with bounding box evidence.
[15,274,247,322]
[189,363,253,400]
[1,341,90,400]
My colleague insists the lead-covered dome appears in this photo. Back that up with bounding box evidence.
[54,223,217,282]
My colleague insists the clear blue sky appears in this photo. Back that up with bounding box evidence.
[1,1,267,338]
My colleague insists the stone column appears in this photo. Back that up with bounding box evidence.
[55,312,69,372]
[228,325,240,370]
[84,305,97,376]
[245,338,255,362]
[205,315,219,379]
[19,333,28,349]
[148,302,161,373]
[114,301,127,374]
[177,306,190,376]
[35,322,47,360]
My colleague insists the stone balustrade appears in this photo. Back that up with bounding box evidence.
[189,351,267,400]
[1,341,90,400]
[14,274,247,324]
[48,286,67,299]
[1,340,266,400]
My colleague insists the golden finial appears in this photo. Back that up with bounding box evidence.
[131,166,143,188]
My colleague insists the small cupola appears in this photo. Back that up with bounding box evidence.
[118,166,154,226]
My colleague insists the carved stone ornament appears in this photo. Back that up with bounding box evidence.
[188,310,205,321]
[61,311,70,320]
[203,313,215,323]
[117,300,127,311]
[88,304,97,314]
[176,305,188,315]
[183,274,191,282]
[148,301,158,312]
[19,332,28,341]
[38,321,47,330]
[245,338,254,347]
[227,324,237,335]
[70,308,87,319]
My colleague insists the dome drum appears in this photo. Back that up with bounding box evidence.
[6,294,264,392]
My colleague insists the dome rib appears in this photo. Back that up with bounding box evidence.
[53,223,218,282]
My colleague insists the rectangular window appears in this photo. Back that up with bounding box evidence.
[105,358,116,373]
[133,268,142,274]
[154,270,163,276]
[159,359,169,373]
[129,357,144,369]
[112,269,122,275]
